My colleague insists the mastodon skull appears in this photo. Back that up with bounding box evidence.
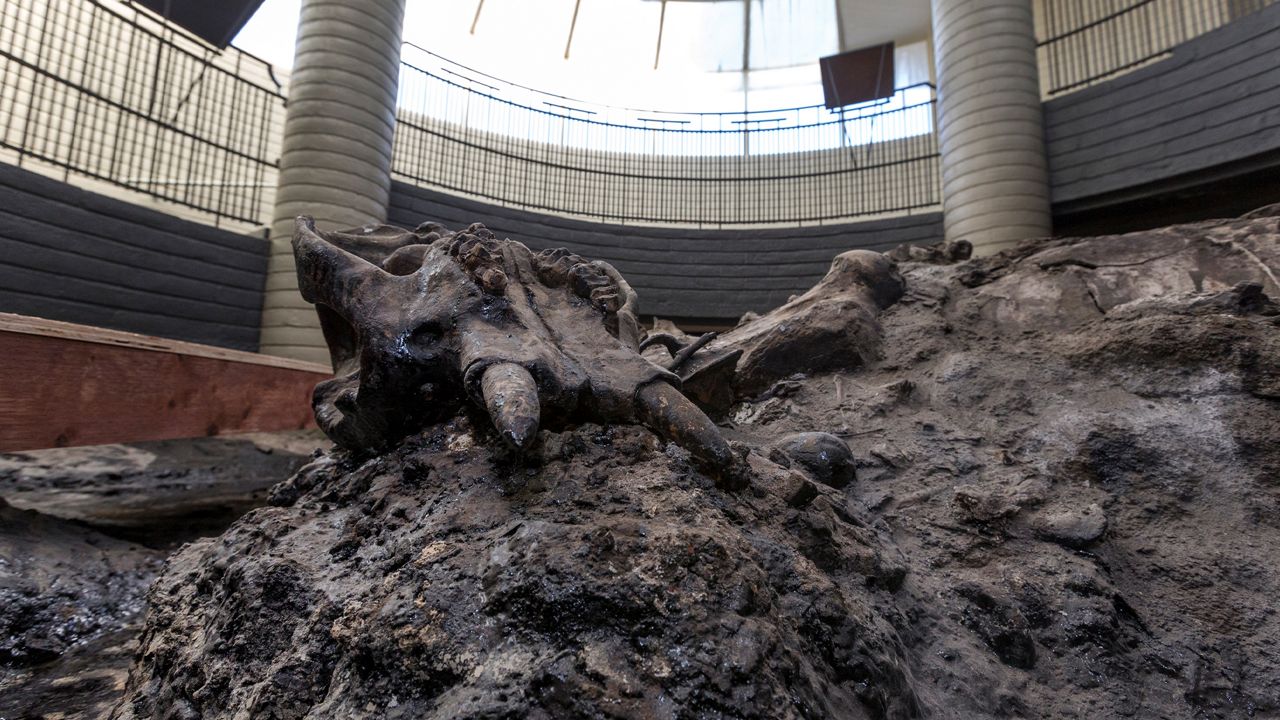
[291,217,741,485]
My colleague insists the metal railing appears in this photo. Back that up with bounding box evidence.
[0,0,285,226]
[392,45,940,227]
[1037,0,1278,96]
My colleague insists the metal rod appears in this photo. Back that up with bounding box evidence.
[654,0,667,69]
[564,0,582,59]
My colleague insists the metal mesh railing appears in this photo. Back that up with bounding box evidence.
[0,0,285,226]
[1037,0,1278,96]
[392,45,940,227]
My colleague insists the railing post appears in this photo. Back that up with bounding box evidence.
[258,0,408,364]
[931,0,1053,254]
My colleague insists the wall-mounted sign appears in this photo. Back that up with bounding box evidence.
[820,42,895,109]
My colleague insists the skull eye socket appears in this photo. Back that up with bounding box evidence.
[406,319,449,349]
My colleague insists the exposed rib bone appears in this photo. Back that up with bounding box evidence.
[667,331,717,372]
[638,333,683,355]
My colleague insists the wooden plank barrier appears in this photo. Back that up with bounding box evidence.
[0,313,332,452]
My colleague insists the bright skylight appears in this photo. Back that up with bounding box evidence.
[232,0,934,150]
[235,0,862,112]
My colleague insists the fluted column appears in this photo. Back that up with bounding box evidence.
[259,0,407,363]
[931,0,1052,254]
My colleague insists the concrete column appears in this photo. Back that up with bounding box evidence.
[931,0,1052,254]
[259,0,407,363]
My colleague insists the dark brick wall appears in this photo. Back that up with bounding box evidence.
[0,164,268,350]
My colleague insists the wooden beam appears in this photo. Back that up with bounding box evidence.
[0,313,332,452]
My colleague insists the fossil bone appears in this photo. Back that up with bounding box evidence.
[292,217,742,486]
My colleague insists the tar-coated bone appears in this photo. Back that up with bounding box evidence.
[291,217,741,486]
[635,380,742,488]
[479,362,540,451]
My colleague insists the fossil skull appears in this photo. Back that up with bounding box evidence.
[292,217,741,485]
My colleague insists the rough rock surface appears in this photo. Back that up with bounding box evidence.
[115,420,917,719]
[0,432,326,718]
[1,431,326,547]
[113,208,1280,719]
[0,499,161,719]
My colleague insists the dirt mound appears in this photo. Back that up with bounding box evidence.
[113,421,922,719]
[113,211,1279,719]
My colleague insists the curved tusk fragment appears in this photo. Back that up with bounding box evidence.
[480,363,541,451]
[636,381,742,488]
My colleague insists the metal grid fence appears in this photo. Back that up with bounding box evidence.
[1037,0,1278,96]
[0,0,285,226]
[392,46,941,227]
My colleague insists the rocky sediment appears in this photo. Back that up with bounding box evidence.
[14,207,1280,719]
[0,498,160,720]
[0,432,325,718]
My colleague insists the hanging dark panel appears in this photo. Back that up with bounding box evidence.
[134,0,267,48]
[820,42,895,109]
